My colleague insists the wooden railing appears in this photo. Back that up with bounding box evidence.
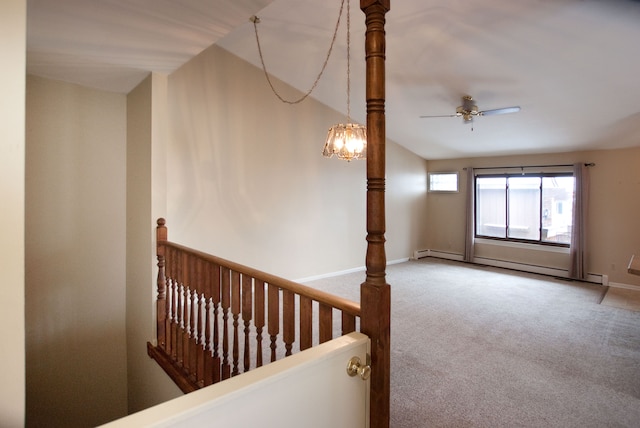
[147,219,361,393]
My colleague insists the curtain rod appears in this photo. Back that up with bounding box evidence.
[463,163,595,171]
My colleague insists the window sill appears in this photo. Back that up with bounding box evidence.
[475,238,570,254]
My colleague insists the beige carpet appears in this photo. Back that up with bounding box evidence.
[305,258,640,428]
[601,287,640,312]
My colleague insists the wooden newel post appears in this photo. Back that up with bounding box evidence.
[156,218,168,349]
[360,1,390,427]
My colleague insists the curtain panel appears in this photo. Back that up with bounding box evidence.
[568,163,589,279]
[464,167,475,262]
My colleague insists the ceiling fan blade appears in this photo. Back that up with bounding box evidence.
[478,106,520,116]
[419,114,460,118]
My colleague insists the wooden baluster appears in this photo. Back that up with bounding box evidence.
[342,312,356,335]
[172,284,180,360]
[182,286,193,377]
[299,296,313,351]
[211,264,221,384]
[164,248,172,357]
[199,265,206,351]
[254,279,265,368]
[155,221,167,351]
[170,248,178,361]
[231,271,241,376]
[183,287,192,375]
[198,292,207,387]
[189,287,198,382]
[268,284,280,362]
[241,275,253,372]
[176,282,185,367]
[163,245,173,357]
[170,252,179,361]
[164,278,173,357]
[188,256,198,382]
[175,248,185,365]
[195,258,205,387]
[221,267,231,380]
[319,303,333,344]
[203,261,214,386]
[283,289,295,357]
[182,254,192,375]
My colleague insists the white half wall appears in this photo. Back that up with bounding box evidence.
[0,0,26,425]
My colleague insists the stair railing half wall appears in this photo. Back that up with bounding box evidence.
[149,219,361,392]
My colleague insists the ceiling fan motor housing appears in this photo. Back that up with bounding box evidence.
[457,95,478,122]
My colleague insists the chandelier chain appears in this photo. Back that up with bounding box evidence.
[346,0,351,122]
[251,0,346,105]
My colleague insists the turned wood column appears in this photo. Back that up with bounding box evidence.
[360,1,390,427]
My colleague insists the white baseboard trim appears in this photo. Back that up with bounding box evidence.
[295,266,365,283]
[295,257,409,283]
[298,253,640,290]
[608,281,640,291]
[413,249,613,286]
[389,257,411,265]
[471,257,608,284]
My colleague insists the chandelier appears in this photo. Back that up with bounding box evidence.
[251,0,365,161]
[322,0,366,161]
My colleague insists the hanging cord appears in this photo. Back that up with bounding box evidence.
[346,0,352,122]
[251,0,346,104]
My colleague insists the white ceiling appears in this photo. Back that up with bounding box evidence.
[27,0,640,160]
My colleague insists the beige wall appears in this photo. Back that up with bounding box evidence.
[165,45,429,280]
[126,74,181,414]
[426,147,640,287]
[25,76,129,426]
[122,45,427,412]
[387,142,429,261]
[0,0,26,425]
[21,42,430,423]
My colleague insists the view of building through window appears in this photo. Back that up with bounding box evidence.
[475,174,574,245]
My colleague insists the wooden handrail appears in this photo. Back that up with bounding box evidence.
[159,241,361,317]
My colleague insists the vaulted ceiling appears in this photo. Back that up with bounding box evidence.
[27,0,640,159]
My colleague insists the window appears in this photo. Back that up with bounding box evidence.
[475,173,574,245]
[429,172,458,192]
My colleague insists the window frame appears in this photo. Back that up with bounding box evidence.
[428,171,459,193]
[474,172,574,248]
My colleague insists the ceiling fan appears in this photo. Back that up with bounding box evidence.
[420,95,520,124]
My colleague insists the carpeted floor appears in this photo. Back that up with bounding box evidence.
[602,287,640,312]
[304,258,640,428]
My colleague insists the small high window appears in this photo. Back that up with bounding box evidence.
[429,172,458,192]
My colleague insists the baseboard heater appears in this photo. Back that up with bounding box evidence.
[413,249,463,262]
[412,249,604,285]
